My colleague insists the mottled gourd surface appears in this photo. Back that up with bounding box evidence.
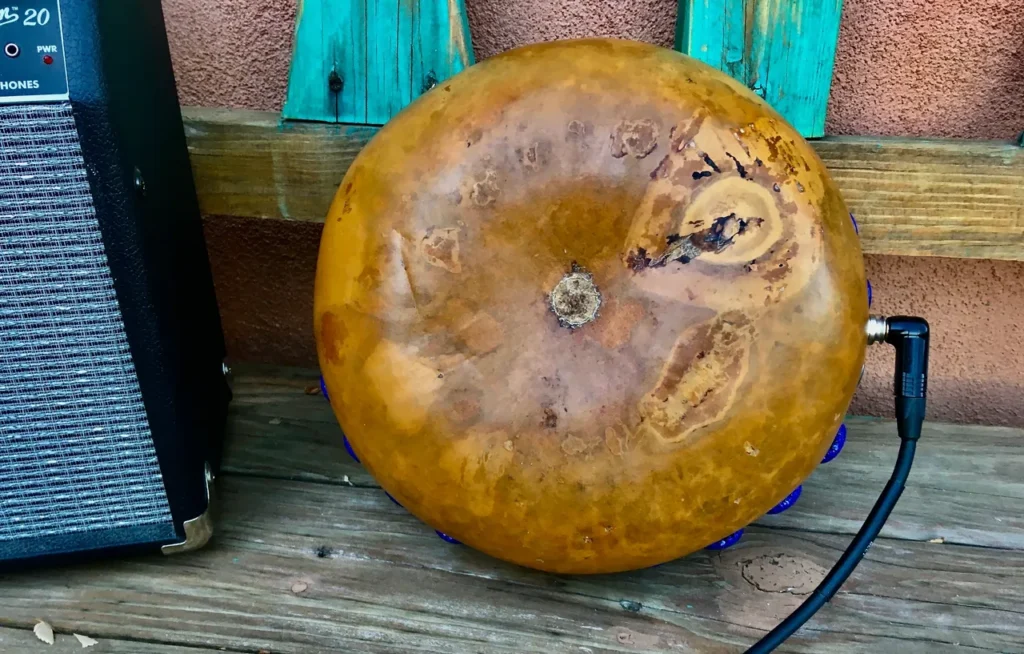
[315,39,868,574]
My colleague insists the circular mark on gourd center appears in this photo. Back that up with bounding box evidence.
[550,269,601,328]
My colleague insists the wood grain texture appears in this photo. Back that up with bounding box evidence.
[185,107,376,223]
[2,478,1021,653]
[183,107,1024,261]
[2,366,1022,652]
[0,627,221,653]
[223,366,1024,550]
[675,0,844,137]
[282,0,474,124]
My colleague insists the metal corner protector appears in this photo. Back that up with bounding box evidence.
[162,463,216,555]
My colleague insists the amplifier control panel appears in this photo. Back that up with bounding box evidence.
[0,0,67,102]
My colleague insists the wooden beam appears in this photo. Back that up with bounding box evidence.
[183,107,1024,261]
[676,0,844,138]
[282,0,473,124]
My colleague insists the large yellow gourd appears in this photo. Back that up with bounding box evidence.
[314,39,867,574]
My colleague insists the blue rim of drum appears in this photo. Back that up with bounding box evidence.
[706,529,744,551]
[822,423,847,464]
[768,485,802,515]
[342,435,360,463]
[436,530,461,544]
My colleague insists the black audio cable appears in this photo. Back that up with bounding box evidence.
[746,316,929,653]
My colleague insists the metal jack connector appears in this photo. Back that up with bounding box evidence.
[866,315,889,344]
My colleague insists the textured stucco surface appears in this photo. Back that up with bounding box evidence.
[162,0,1024,138]
[162,0,295,111]
[827,0,1024,139]
[171,0,1024,425]
[854,255,1024,426]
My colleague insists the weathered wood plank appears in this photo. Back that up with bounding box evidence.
[183,107,1024,261]
[185,107,375,223]
[675,0,844,138]
[1,477,1021,652]
[0,626,221,653]
[222,366,1024,549]
[813,136,1024,259]
[282,0,473,124]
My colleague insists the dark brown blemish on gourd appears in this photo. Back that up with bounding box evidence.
[650,154,672,179]
[726,152,748,179]
[567,119,593,141]
[651,194,675,217]
[421,227,461,273]
[627,214,763,272]
[447,387,483,427]
[543,407,559,428]
[320,312,348,364]
[701,153,721,173]
[761,243,800,283]
[669,111,707,152]
[516,140,553,171]
[470,171,500,206]
[611,119,659,159]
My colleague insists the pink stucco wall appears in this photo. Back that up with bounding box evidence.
[162,0,1024,139]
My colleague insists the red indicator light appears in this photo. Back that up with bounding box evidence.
[43,55,53,65]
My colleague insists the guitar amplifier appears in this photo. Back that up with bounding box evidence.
[0,0,230,567]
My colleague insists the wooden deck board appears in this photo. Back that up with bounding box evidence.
[0,627,222,653]
[1,365,1022,652]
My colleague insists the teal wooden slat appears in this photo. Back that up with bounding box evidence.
[283,0,474,125]
[676,0,844,138]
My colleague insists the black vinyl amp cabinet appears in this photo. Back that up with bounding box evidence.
[0,0,230,568]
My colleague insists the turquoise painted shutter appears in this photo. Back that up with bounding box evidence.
[676,0,844,137]
[283,0,474,125]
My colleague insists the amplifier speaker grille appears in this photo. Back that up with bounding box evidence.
[0,103,173,544]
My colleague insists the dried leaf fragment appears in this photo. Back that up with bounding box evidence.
[73,634,99,648]
[33,620,54,645]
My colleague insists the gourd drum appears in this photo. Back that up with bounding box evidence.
[314,39,867,574]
